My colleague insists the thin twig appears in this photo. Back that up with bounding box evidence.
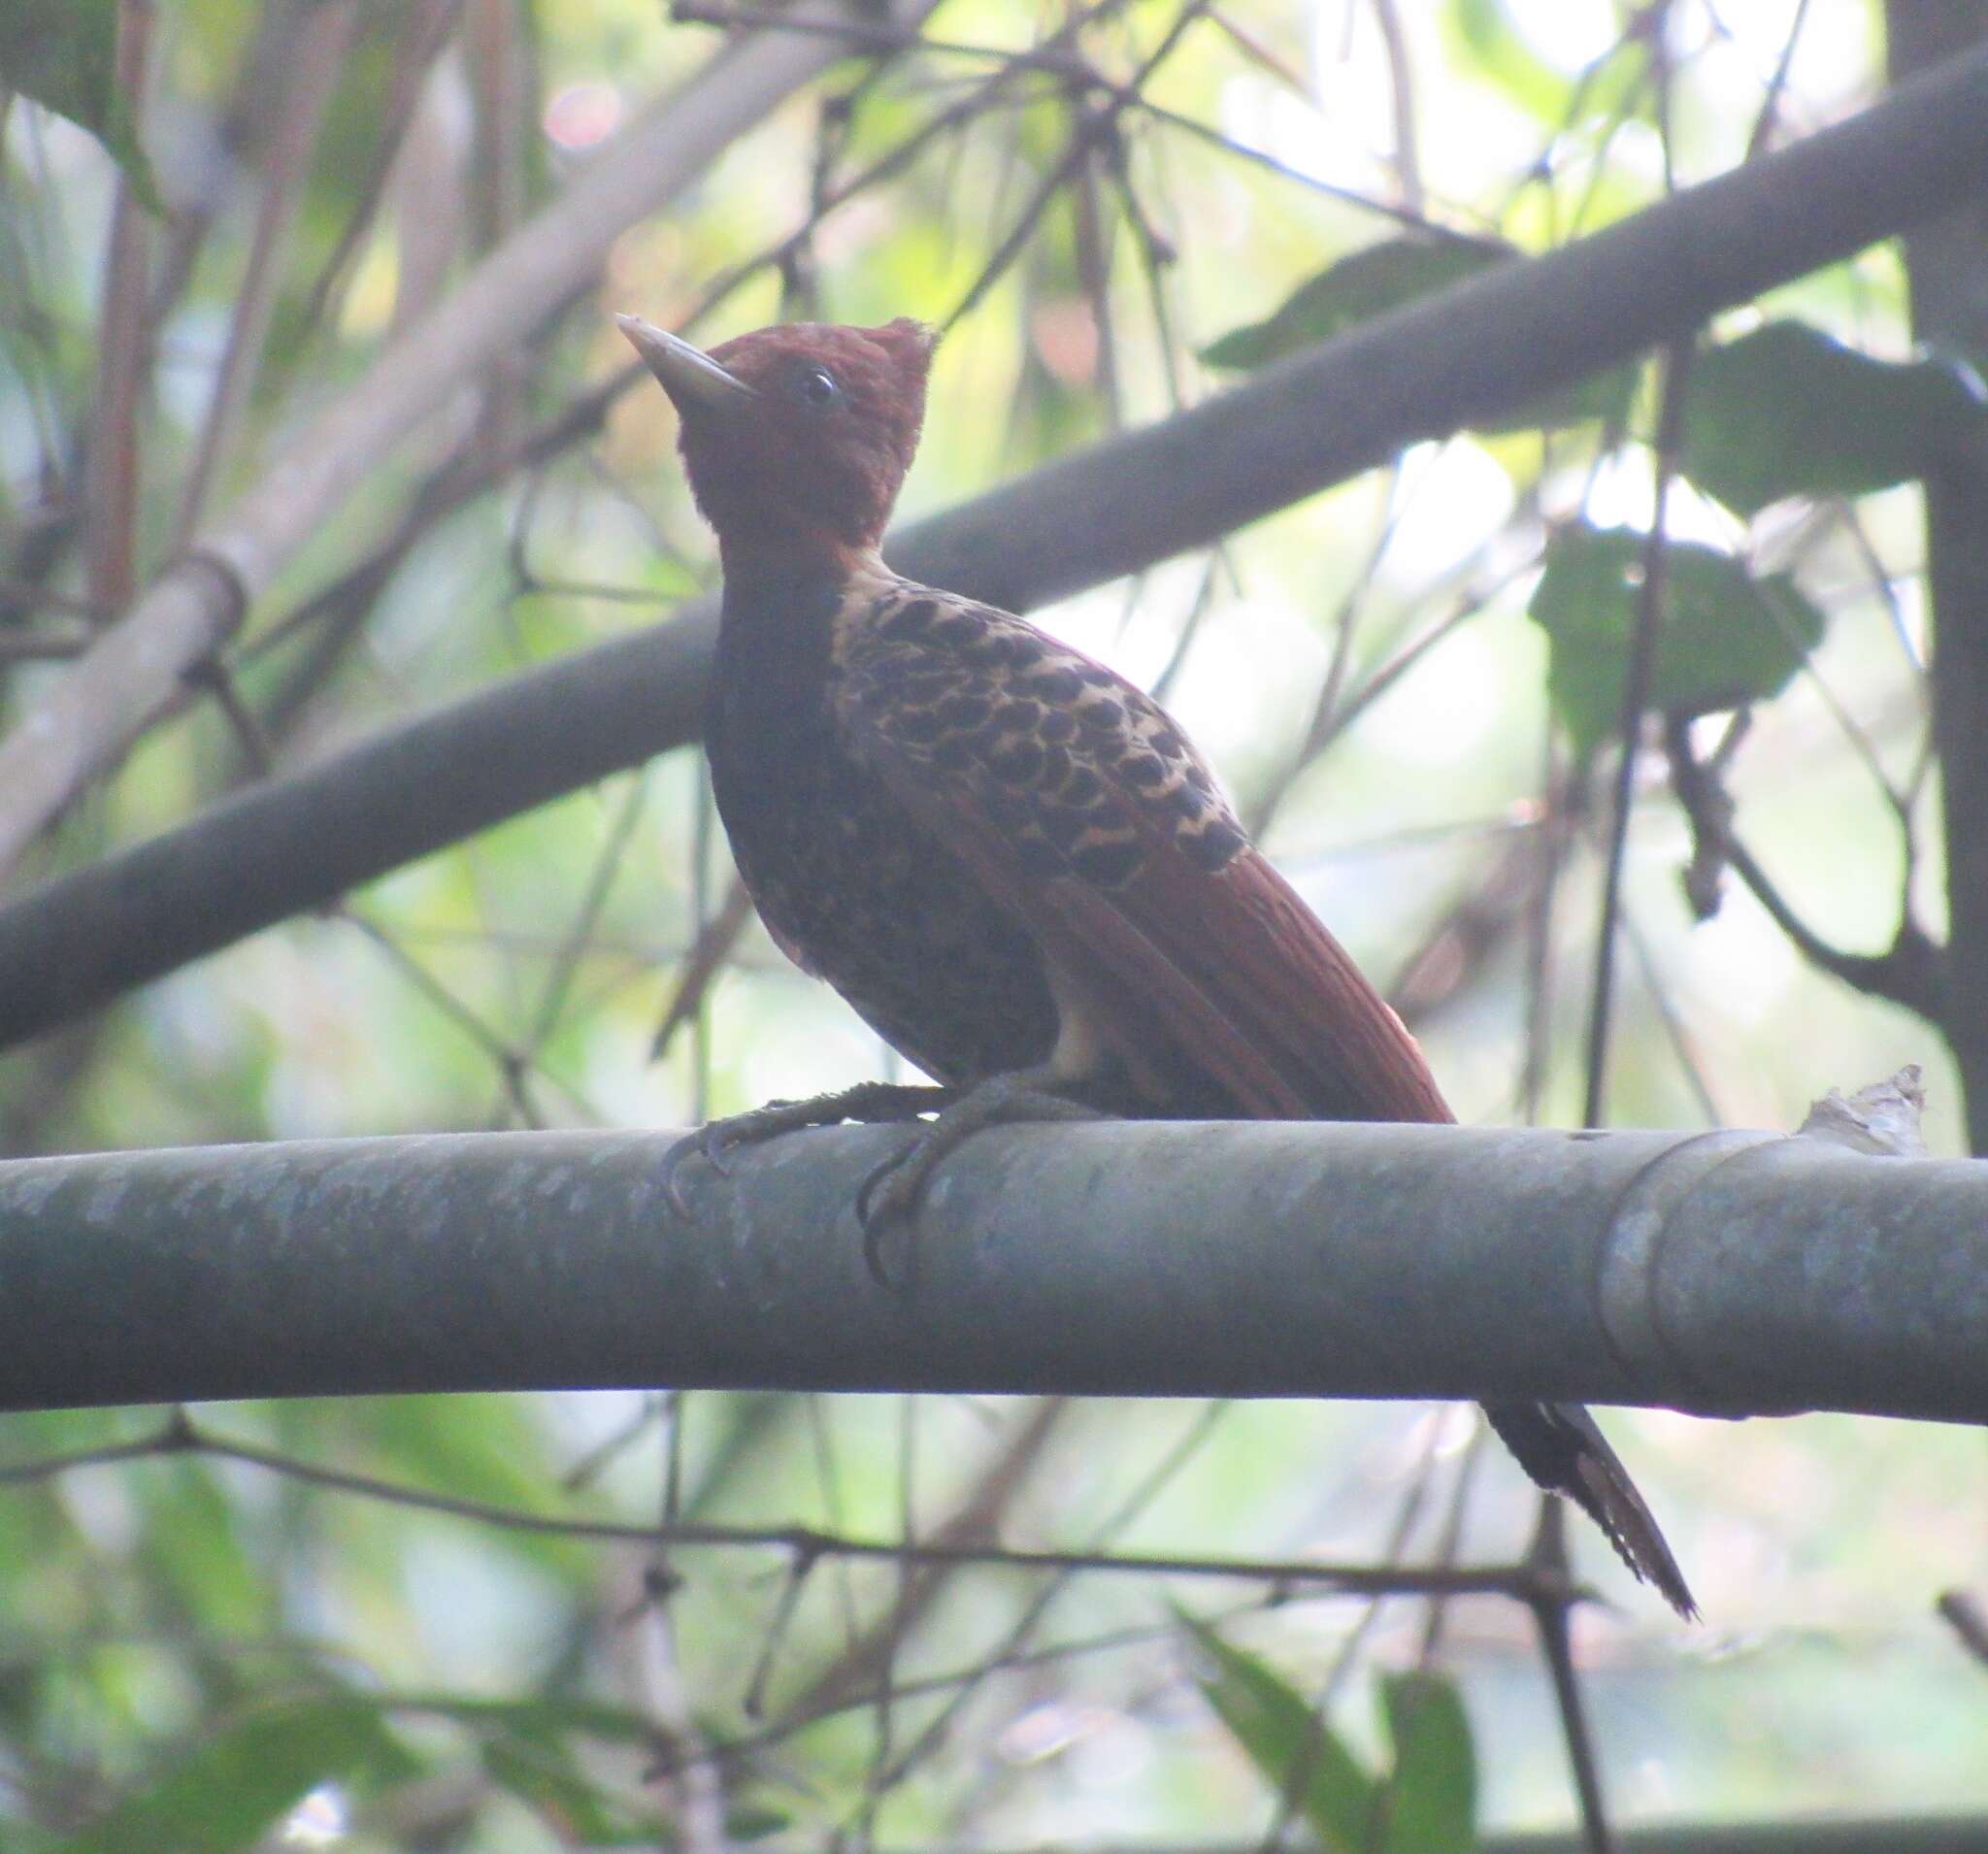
[0,0,952,883]
[870,1400,1234,1793]
[0,1415,1588,1604]
[1368,0,1423,212]
[171,0,357,548]
[1938,1589,1988,1669]
[1580,339,1694,1130]
[651,1589,1290,1784]
[289,0,467,354]
[1260,1410,1450,1854]
[779,1400,1071,1723]
[83,0,156,622]
[651,880,753,1062]
[1663,715,1943,1019]
[1743,0,1813,161]
[945,0,1209,331]
[1527,1501,1617,1854]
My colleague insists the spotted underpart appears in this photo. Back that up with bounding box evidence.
[834,575,1249,887]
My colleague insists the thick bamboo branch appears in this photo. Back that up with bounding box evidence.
[0,0,937,885]
[1,43,1986,1049]
[0,1119,1982,1420]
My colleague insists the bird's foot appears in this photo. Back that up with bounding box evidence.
[856,1073,1110,1283]
[662,1081,956,1217]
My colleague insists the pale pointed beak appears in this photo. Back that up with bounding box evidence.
[614,314,755,413]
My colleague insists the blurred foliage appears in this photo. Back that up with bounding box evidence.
[1201,234,1518,366]
[1679,320,1988,516]
[1529,522,1824,755]
[1200,233,1640,433]
[2,0,1985,1845]
[0,0,162,212]
[1185,1609,1477,1852]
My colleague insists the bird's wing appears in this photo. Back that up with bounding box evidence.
[834,584,1700,1618]
[831,587,1450,1123]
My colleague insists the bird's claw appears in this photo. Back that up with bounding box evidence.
[660,1100,796,1217]
[660,1126,713,1219]
[852,1079,1107,1284]
[855,1133,939,1285]
[661,1084,957,1221]
[700,1117,750,1178]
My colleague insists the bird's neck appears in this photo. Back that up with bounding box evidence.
[713,544,895,718]
[715,529,881,599]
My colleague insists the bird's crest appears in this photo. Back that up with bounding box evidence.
[620,315,936,573]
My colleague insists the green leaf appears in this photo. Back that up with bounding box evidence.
[54,1695,415,1854]
[1529,522,1826,754]
[1681,320,1987,515]
[0,0,165,214]
[1202,237,1513,369]
[1180,1610,1375,1851]
[135,1456,271,1637]
[1378,1672,1476,1854]
[1202,236,1636,434]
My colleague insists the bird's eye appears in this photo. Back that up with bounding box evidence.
[793,367,842,408]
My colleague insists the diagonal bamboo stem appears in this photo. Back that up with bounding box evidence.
[0,0,942,886]
[1,46,1985,1048]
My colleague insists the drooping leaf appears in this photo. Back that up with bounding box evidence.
[0,0,164,213]
[1180,1610,1375,1851]
[1202,235,1636,434]
[1529,521,1825,754]
[1378,1672,1476,1854]
[1202,237,1513,369]
[1681,320,1987,515]
[54,1695,416,1854]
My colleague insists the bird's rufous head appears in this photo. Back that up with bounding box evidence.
[617,315,936,574]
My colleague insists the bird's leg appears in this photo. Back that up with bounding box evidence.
[856,1068,1112,1280]
[662,1080,956,1215]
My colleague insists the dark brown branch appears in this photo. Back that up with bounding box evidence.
[649,878,754,1061]
[1664,716,1945,1021]
[1526,1503,1616,1853]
